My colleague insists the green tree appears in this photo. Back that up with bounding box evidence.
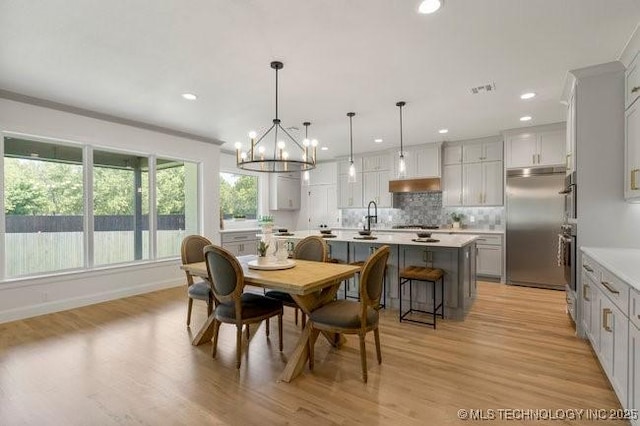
[5,180,48,215]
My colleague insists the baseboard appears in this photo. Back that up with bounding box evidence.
[0,279,183,324]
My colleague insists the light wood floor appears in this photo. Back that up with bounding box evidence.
[0,282,623,425]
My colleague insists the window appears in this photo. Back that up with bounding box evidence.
[156,159,198,258]
[219,172,258,220]
[1,134,202,279]
[4,137,84,277]
[93,150,149,265]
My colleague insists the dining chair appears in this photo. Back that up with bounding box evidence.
[180,235,214,326]
[307,245,390,383]
[204,245,283,369]
[265,236,328,327]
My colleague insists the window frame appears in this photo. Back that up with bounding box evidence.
[219,163,263,227]
[0,131,202,281]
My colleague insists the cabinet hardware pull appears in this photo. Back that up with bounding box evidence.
[632,86,640,93]
[582,264,594,272]
[602,308,613,332]
[631,169,640,190]
[532,154,535,164]
[537,154,541,164]
[601,280,620,294]
[583,284,590,301]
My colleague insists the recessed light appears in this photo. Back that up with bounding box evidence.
[520,116,532,122]
[181,93,197,101]
[374,139,383,143]
[418,0,442,14]
[321,146,329,151]
[438,129,449,134]
[520,92,536,100]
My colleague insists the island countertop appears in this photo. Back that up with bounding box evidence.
[272,230,478,248]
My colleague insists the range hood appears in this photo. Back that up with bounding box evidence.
[388,177,441,193]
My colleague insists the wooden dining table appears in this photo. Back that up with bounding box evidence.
[180,255,361,382]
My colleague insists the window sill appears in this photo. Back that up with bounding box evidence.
[0,258,181,289]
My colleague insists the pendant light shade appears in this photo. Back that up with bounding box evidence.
[396,101,407,179]
[347,112,357,183]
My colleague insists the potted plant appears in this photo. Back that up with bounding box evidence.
[451,212,464,229]
[257,240,269,258]
[233,214,246,221]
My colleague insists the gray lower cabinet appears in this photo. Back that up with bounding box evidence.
[221,231,258,256]
[581,250,634,416]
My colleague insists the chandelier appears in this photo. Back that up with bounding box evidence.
[235,61,317,173]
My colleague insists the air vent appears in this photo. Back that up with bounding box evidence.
[470,83,496,94]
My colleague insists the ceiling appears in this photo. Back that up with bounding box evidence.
[1,0,639,159]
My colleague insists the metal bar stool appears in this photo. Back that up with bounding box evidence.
[399,266,444,328]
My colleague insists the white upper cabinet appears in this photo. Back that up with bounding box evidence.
[308,162,337,185]
[443,145,462,165]
[269,173,301,210]
[462,140,502,163]
[442,163,462,206]
[362,152,390,172]
[626,51,640,109]
[566,87,577,174]
[626,50,640,202]
[505,124,566,169]
[362,170,391,207]
[400,143,441,178]
[625,100,640,201]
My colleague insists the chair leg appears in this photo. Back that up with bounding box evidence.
[236,325,243,369]
[211,320,221,358]
[359,332,368,383]
[301,312,307,328]
[265,318,270,337]
[245,324,250,340]
[278,313,283,352]
[187,298,193,326]
[374,327,382,364]
[294,308,299,325]
[207,295,213,316]
[308,328,320,370]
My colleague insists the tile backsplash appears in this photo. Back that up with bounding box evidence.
[340,192,504,230]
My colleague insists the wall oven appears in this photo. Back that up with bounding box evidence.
[559,171,577,221]
[559,223,576,291]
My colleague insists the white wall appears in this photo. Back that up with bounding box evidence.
[0,98,221,322]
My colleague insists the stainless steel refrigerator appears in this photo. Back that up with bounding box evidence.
[506,167,565,290]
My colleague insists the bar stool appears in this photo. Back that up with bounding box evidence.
[399,266,444,328]
[347,260,386,309]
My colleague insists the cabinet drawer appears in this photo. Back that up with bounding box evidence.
[581,255,598,284]
[599,269,630,317]
[474,235,502,246]
[221,232,259,243]
[631,288,640,330]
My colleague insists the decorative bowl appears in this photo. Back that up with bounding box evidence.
[320,229,333,235]
[416,232,432,238]
[358,230,372,236]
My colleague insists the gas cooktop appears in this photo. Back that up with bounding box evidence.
[392,225,440,230]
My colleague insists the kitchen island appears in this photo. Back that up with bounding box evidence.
[273,230,478,320]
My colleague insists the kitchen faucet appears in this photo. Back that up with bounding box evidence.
[366,200,378,232]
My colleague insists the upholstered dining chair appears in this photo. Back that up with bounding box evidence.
[204,245,283,369]
[307,245,390,383]
[180,235,213,326]
[265,236,328,327]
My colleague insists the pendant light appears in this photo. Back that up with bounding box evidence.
[235,61,317,173]
[396,101,407,179]
[347,112,357,183]
[302,121,314,185]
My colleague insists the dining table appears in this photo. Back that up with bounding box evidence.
[180,255,361,382]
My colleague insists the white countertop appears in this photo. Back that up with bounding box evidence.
[275,230,478,248]
[219,228,261,234]
[332,227,504,235]
[582,247,640,289]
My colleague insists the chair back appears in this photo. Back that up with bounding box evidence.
[359,245,390,308]
[203,245,244,305]
[181,235,212,265]
[294,236,328,262]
